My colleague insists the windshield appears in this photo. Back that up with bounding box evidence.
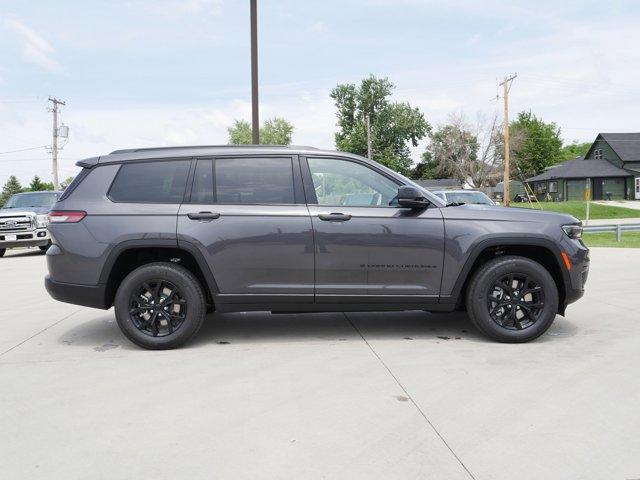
[444,191,493,205]
[3,192,59,209]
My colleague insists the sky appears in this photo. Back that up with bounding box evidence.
[1,0,640,185]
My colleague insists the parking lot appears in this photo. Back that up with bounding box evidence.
[1,247,639,480]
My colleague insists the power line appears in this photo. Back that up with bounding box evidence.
[0,146,47,155]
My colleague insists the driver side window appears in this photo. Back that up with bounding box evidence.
[307,157,398,207]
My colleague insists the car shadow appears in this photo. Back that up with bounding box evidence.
[57,309,578,351]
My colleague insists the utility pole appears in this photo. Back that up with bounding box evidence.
[48,97,66,190]
[499,73,517,206]
[366,114,372,160]
[250,0,259,144]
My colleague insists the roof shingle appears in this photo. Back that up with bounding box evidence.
[600,133,640,161]
[526,156,633,182]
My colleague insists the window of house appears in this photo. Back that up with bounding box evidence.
[594,149,603,160]
[536,183,547,194]
[549,181,558,193]
[109,160,190,203]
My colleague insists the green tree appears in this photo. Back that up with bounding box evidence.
[61,175,75,189]
[510,111,563,176]
[559,141,591,161]
[227,117,294,145]
[1,176,23,206]
[28,175,54,191]
[331,75,430,176]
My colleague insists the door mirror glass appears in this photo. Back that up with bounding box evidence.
[397,186,429,209]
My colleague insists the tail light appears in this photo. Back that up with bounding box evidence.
[48,211,87,223]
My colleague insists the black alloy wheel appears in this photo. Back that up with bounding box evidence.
[487,273,544,330]
[465,255,559,343]
[129,279,187,337]
[114,262,206,349]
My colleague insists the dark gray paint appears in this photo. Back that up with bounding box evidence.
[45,145,589,315]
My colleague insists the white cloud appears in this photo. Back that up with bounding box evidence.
[153,0,223,17]
[312,21,327,35]
[2,17,62,73]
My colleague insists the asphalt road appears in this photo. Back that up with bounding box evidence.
[1,247,638,480]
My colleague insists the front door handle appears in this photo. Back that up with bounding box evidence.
[187,211,221,220]
[318,213,352,222]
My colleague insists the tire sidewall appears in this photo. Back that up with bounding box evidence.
[114,263,205,349]
[469,257,559,342]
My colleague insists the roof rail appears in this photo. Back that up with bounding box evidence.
[110,145,319,154]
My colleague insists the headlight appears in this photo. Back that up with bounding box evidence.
[36,214,50,228]
[562,224,582,239]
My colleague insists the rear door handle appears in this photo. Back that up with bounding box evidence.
[318,213,352,222]
[187,211,221,220]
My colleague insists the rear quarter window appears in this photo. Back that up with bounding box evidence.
[109,160,190,203]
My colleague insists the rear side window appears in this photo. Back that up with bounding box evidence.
[191,160,214,204]
[59,168,91,201]
[214,157,294,204]
[109,160,190,203]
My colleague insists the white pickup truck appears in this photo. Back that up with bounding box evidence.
[0,191,61,257]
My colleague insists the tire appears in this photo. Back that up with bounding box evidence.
[39,242,51,252]
[465,255,559,343]
[0,248,5,258]
[114,262,206,350]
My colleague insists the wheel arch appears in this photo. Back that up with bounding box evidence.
[444,236,569,313]
[100,239,219,308]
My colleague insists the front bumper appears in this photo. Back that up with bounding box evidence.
[45,275,108,309]
[560,240,590,314]
[0,228,50,249]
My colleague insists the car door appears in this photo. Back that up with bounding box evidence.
[177,155,314,304]
[302,156,445,303]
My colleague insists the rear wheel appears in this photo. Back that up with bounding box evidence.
[0,248,5,258]
[114,262,206,349]
[465,256,559,343]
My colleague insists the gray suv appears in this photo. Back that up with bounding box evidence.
[45,146,589,349]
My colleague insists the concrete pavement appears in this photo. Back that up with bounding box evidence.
[1,247,639,479]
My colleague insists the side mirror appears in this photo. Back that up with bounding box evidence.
[397,186,429,209]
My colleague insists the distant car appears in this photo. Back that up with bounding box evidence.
[513,193,537,203]
[0,191,61,257]
[432,190,497,206]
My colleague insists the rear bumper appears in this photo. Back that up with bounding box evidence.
[44,275,108,309]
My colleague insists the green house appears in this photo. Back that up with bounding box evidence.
[526,133,640,201]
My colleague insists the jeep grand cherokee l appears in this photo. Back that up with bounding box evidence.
[45,145,589,349]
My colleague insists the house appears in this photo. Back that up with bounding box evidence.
[526,133,640,201]
[413,179,462,190]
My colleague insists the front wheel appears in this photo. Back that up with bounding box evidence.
[114,262,206,349]
[0,248,5,258]
[465,256,559,343]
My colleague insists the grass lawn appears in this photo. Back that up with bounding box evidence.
[582,232,640,248]
[512,201,640,220]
